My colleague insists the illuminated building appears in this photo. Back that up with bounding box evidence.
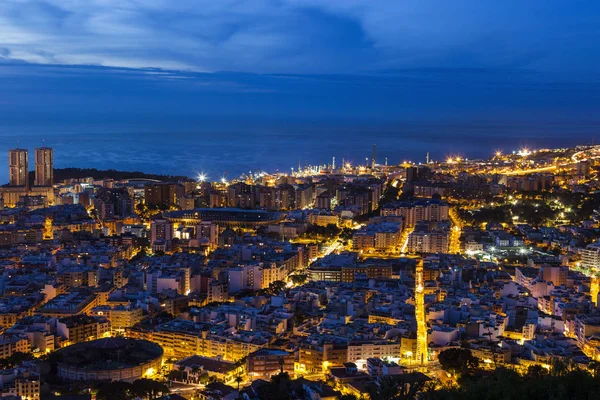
[196,220,219,249]
[581,242,600,270]
[94,187,133,221]
[347,340,401,369]
[9,148,28,187]
[144,183,184,208]
[591,276,599,307]
[295,184,315,208]
[1,149,55,206]
[298,338,348,373]
[247,348,295,380]
[150,218,174,252]
[274,183,296,210]
[352,222,402,252]
[307,211,339,227]
[56,315,110,345]
[415,259,428,365]
[0,335,30,358]
[127,319,269,362]
[408,224,449,254]
[227,182,255,208]
[89,305,144,333]
[381,199,448,227]
[34,147,53,187]
[36,290,98,318]
[14,373,40,400]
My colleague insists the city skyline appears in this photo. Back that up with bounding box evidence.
[1,2,600,400]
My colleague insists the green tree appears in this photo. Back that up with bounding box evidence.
[438,348,479,376]
[268,280,287,295]
[367,375,426,400]
[290,274,308,286]
[131,378,169,400]
[256,372,293,400]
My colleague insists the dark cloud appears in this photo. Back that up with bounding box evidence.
[0,0,599,73]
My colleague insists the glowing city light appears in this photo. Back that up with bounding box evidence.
[517,148,531,157]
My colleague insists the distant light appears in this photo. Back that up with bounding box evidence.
[221,177,228,184]
[197,173,207,182]
[518,148,531,157]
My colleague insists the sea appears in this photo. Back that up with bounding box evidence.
[0,118,598,183]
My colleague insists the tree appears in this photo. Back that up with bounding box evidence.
[235,374,243,394]
[438,348,479,376]
[432,366,600,400]
[268,280,287,296]
[367,375,426,400]
[131,378,169,400]
[290,274,307,286]
[255,372,293,400]
[96,381,135,400]
[0,352,34,369]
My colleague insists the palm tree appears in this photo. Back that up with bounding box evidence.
[235,374,244,399]
[278,355,285,374]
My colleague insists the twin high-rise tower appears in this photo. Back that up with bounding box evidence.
[34,147,54,187]
[8,147,53,187]
[8,149,28,187]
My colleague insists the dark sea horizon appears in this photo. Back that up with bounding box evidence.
[0,117,598,184]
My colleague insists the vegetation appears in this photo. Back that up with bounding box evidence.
[0,352,34,369]
[366,375,432,400]
[303,224,348,239]
[42,168,191,183]
[95,378,169,400]
[438,348,480,376]
[433,365,600,400]
[265,280,287,296]
[290,274,308,285]
[255,372,294,400]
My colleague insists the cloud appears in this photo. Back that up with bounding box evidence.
[0,0,599,73]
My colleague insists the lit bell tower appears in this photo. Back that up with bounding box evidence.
[44,216,54,241]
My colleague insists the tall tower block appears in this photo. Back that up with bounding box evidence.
[415,259,428,365]
[8,149,28,187]
[34,147,54,187]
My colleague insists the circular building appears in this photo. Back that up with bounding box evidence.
[55,337,163,382]
[164,208,284,227]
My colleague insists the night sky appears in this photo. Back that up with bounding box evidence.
[1,1,599,179]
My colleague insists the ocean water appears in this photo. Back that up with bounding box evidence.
[0,118,598,183]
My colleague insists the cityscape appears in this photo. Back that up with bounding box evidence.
[2,1,600,399]
[0,143,599,399]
